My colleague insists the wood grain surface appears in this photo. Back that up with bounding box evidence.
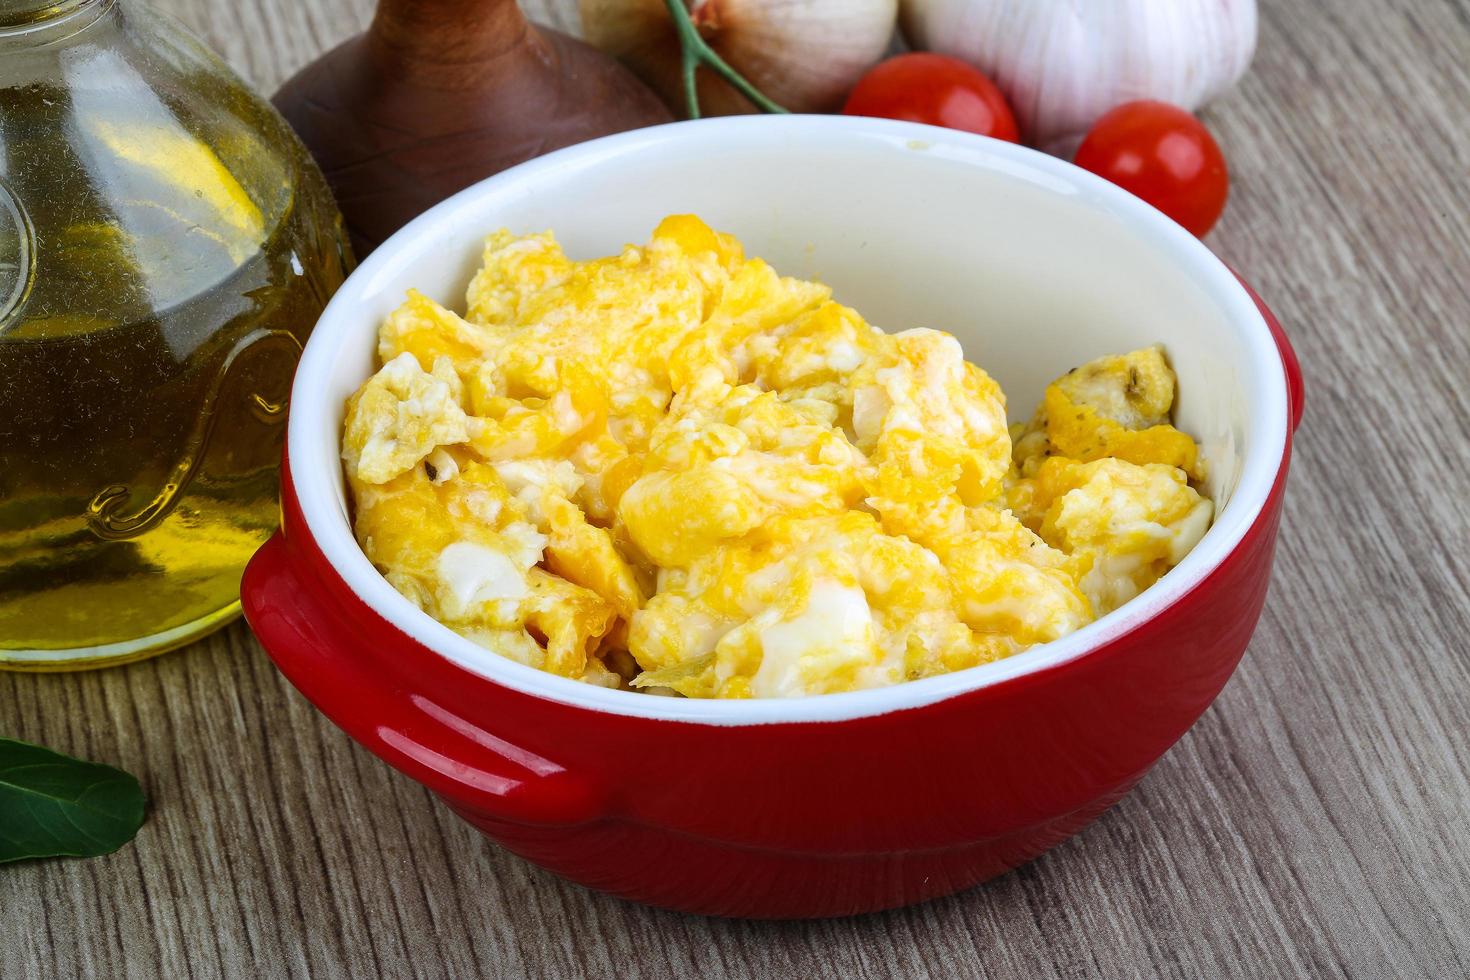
[4,1,1469,976]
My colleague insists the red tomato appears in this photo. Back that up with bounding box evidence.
[842,53,1019,143]
[1073,100,1229,237]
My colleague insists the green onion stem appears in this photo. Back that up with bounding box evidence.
[661,0,788,118]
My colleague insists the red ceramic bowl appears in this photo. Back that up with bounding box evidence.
[243,116,1302,919]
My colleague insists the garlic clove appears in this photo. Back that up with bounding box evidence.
[583,0,899,116]
[900,0,1256,154]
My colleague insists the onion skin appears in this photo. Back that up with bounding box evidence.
[900,0,1256,154]
[582,0,898,116]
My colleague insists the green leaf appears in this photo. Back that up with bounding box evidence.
[0,737,146,864]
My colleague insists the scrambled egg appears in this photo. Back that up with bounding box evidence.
[342,216,1213,699]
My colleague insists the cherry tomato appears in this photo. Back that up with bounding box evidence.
[1073,100,1229,237]
[842,53,1019,143]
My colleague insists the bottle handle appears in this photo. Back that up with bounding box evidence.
[0,176,34,329]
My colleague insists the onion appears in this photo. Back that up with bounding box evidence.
[580,0,898,116]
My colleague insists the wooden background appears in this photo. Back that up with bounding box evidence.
[4,0,1469,976]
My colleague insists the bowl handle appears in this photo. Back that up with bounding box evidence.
[243,532,607,827]
[1234,275,1305,432]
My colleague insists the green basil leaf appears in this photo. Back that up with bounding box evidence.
[0,736,146,863]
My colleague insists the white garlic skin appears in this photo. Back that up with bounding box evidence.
[900,0,1257,154]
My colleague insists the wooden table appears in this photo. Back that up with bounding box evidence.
[5,1,1469,976]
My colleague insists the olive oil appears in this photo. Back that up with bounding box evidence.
[0,0,349,666]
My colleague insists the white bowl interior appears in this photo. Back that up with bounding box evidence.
[288,116,1287,724]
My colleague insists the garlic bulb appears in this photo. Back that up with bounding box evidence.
[581,0,898,116]
[900,0,1256,154]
